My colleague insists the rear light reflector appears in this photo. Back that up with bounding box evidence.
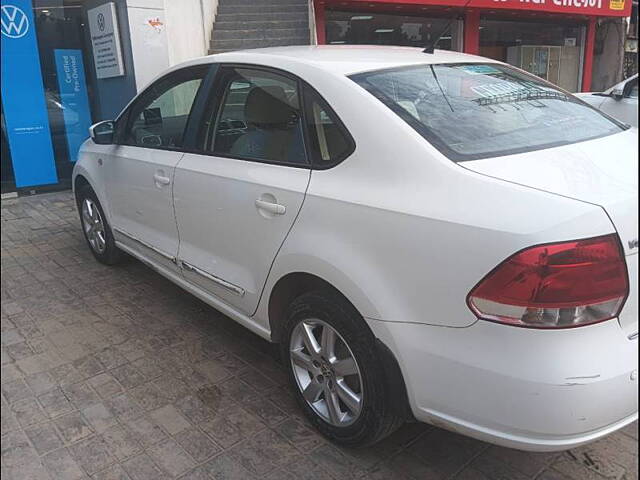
[467,234,629,328]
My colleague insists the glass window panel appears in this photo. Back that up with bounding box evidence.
[326,10,461,51]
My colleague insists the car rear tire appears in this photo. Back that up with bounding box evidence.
[282,290,405,446]
[76,185,124,265]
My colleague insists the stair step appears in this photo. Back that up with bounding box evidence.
[215,12,308,22]
[209,37,310,50]
[216,4,308,14]
[212,27,309,40]
[214,19,308,30]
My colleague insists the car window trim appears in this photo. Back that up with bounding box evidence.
[115,64,212,151]
[192,62,355,170]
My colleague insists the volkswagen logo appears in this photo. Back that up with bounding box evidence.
[97,12,105,31]
[1,5,29,39]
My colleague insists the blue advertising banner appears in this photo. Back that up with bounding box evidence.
[1,0,58,187]
[54,49,93,162]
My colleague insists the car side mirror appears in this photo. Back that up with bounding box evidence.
[89,120,115,145]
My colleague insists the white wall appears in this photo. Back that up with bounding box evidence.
[126,0,169,91]
[126,0,218,92]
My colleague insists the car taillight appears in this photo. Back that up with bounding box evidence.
[467,234,629,328]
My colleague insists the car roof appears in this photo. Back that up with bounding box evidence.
[187,45,500,76]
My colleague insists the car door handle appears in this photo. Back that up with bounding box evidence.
[255,199,286,215]
[153,173,171,185]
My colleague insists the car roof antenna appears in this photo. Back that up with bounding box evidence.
[423,1,473,54]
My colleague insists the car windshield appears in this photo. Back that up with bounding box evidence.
[351,63,625,161]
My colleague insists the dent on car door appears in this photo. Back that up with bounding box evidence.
[106,65,210,274]
[173,66,312,315]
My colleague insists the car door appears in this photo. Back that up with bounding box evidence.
[599,76,638,127]
[173,65,311,314]
[106,65,210,274]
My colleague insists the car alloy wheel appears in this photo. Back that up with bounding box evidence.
[289,318,363,426]
[81,197,107,254]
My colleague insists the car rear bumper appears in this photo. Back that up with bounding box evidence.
[368,317,638,452]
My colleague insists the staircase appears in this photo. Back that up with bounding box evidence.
[208,0,311,54]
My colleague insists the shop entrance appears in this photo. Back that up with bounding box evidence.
[479,17,584,92]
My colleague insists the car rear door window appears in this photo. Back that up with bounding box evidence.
[303,86,354,167]
[120,66,207,149]
[203,67,308,166]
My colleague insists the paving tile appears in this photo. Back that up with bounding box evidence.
[62,382,101,410]
[2,460,52,480]
[1,378,33,404]
[129,383,170,411]
[5,341,35,361]
[178,465,211,480]
[91,463,132,480]
[147,438,196,477]
[1,429,39,467]
[202,453,257,480]
[54,411,94,443]
[101,425,142,461]
[82,402,117,433]
[200,404,267,448]
[69,436,117,475]
[274,418,325,452]
[121,415,168,448]
[228,428,301,476]
[42,447,85,480]
[174,427,221,463]
[88,373,124,400]
[149,404,191,435]
[273,456,338,480]
[11,397,48,427]
[73,356,105,378]
[38,388,75,418]
[1,404,20,434]
[110,364,145,390]
[24,421,64,455]
[309,444,367,480]
[406,428,487,478]
[174,394,215,424]
[25,372,58,395]
[122,453,170,480]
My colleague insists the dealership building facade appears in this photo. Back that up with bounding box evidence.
[0,0,635,196]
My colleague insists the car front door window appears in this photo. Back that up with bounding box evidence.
[122,67,207,149]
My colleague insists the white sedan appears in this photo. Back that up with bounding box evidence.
[577,74,638,127]
[73,46,638,451]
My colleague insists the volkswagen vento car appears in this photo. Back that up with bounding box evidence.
[73,46,638,451]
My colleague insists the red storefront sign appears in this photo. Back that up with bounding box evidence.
[467,0,630,16]
[317,0,632,16]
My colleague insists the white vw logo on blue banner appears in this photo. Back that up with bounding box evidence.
[1,4,29,38]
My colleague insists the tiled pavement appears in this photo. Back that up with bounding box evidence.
[1,190,637,480]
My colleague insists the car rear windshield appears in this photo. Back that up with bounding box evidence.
[350,63,625,161]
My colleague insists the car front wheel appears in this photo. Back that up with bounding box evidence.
[76,185,124,265]
[283,290,405,446]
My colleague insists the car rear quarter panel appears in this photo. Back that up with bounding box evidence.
[257,72,617,328]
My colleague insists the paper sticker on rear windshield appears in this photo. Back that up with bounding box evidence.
[456,65,502,75]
